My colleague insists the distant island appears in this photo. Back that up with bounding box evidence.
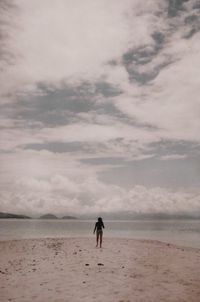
[62,216,77,220]
[39,214,58,219]
[1,211,199,220]
[0,212,78,219]
[0,212,31,219]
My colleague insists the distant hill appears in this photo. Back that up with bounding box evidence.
[0,212,31,219]
[62,216,77,220]
[39,214,58,219]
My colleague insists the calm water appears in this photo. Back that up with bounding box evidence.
[0,219,199,249]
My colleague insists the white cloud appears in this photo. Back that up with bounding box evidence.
[0,148,199,216]
[114,31,200,142]
[1,173,200,216]
[0,0,158,100]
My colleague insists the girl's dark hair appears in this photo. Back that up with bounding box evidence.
[98,217,103,223]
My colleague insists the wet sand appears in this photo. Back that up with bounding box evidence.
[0,237,200,302]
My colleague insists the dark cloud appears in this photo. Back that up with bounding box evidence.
[24,142,83,153]
[193,1,200,10]
[149,140,200,157]
[123,46,156,66]
[0,81,122,127]
[81,157,126,166]
[151,31,165,46]
[184,13,200,38]
[122,15,168,84]
[122,48,157,84]
[95,81,122,97]
[167,0,200,39]
[122,44,172,85]
[185,14,199,24]
[167,0,189,18]
[23,141,97,154]
[99,154,200,190]
[98,141,200,190]
[121,0,200,85]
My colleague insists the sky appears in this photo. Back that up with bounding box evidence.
[0,0,200,217]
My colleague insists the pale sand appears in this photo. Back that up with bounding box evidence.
[0,238,200,302]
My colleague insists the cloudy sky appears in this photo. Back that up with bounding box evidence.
[0,0,200,217]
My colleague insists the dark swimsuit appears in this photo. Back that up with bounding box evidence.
[95,221,104,234]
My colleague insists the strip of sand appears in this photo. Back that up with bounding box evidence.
[0,237,200,302]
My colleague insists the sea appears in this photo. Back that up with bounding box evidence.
[0,219,199,249]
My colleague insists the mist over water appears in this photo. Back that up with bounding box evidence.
[0,219,199,249]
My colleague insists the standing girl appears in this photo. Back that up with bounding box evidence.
[93,217,105,248]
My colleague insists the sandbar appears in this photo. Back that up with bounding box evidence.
[0,237,200,302]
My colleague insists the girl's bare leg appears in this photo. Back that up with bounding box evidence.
[100,233,103,248]
[96,233,99,247]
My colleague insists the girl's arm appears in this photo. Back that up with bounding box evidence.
[93,223,97,234]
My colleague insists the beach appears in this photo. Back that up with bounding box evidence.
[0,238,200,302]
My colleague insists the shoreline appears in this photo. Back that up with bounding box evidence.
[0,236,200,251]
[0,236,200,250]
[1,237,200,302]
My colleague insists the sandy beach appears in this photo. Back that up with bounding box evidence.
[0,237,200,302]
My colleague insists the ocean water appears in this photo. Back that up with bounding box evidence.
[0,219,199,249]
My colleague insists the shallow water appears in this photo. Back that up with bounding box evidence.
[0,219,199,248]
